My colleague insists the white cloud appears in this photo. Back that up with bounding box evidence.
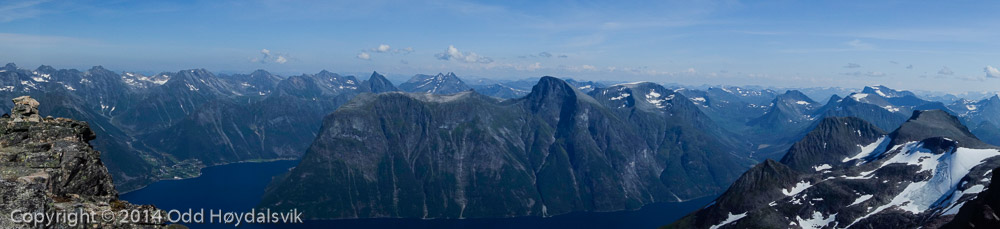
[985,66,1000,78]
[523,62,542,71]
[843,63,861,68]
[581,65,597,71]
[357,52,371,60]
[434,45,493,64]
[938,66,954,75]
[251,48,289,64]
[397,47,414,54]
[520,51,566,59]
[0,0,46,22]
[362,44,413,59]
[846,39,875,50]
[841,71,886,77]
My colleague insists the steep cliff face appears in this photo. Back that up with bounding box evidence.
[259,77,752,219]
[0,96,163,228]
[779,117,887,172]
[942,167,1000,228]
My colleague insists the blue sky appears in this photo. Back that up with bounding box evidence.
[2,0,999,93]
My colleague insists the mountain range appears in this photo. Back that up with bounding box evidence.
[666,110,1000,228]
[2,62,1000,225]
[258,77,754,219]
[0,63,399,191]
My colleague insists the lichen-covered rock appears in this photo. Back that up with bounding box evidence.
[0,97,169,228]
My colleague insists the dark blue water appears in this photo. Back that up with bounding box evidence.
[122,160,713,229]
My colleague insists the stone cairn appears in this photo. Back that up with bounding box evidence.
[11,95,41,122]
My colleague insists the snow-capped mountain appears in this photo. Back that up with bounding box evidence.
[467,78,604,99]
[398,72,471,94]
[667,110,1000,228]
[218,69,283,98]
[943,166,1000,227]
[0,63,403,192]
[675,86,775,131]
[120,71,170,90]
[949,95,1000,146]
[822,85,950,131]
[863,85,917,99]
[743,90,827,159]
[749,90,821,129]
[564,78,606,93]
[789,86,857,105]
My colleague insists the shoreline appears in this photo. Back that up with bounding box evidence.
[119,157,300,194]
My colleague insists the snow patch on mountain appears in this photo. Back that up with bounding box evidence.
[783,181,813,196]
[645,89,670,109]
[709,212,747,229]
[813,164,832,171]
[610,93,630,101]
[843,136,889,163]
[850,142,1000,225]
[848,194,873,206]
[795,212,837,228]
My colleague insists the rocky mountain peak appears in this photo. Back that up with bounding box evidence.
[779,116,887,171]
[316,70,338,78]
[366,71,397,93]
[772,90,817,109]
[987,94,1000,103]
[826,94,842,103]
[174,69,212,81]
[34,65,56,73]
[526,76,577,102]
[0,97,164,227]
[711,159,800,212]
[88,65,109,72]
[3,63,17,71]
[251,69,272,76]
[399,72,470,94]
[777,90,812,102]
[811,94,843,114]
[439,72,458,79]
[890,109,988,148]
[862,85,915,98]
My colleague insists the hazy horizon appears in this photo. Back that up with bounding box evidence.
[3,0,1000,93]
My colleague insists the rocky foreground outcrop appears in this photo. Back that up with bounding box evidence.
[0,96,168,228]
